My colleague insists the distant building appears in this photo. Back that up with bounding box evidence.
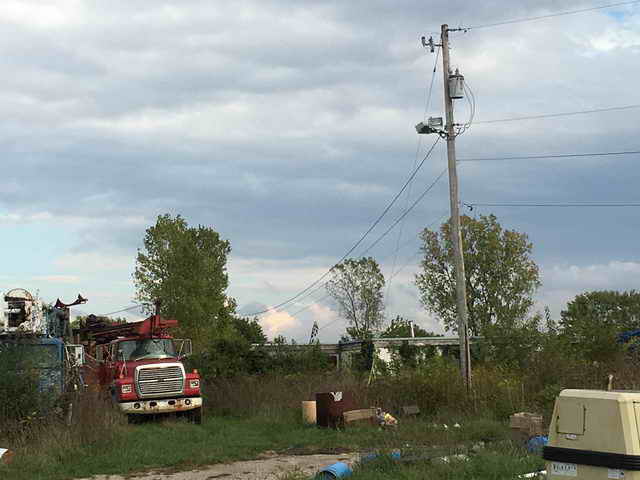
[255,336,481,370]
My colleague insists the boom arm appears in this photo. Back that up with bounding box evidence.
[79,314,178,344]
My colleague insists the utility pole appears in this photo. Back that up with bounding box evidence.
[417,25,471,388]
[441,24,471,388]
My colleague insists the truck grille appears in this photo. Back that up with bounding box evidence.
[136,365,184,398]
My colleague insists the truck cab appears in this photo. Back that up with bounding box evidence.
[89,319,203,423]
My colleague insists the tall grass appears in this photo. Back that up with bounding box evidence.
[3,353,640,479]
[204,354,640,422]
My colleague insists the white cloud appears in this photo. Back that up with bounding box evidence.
[260,309,299,338]
[544,261,640,290]
[53,252,133,273]
[0,0,84,29]
[537,261,640,318]
[1,0,640,343]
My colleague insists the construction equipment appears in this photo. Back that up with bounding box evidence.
[0,288,86,421]
[76,304,203,423]
[544,389,640,480]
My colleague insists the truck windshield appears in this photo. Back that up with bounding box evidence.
[118,339,176,361]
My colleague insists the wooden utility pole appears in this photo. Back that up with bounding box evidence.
[440,24,471,388]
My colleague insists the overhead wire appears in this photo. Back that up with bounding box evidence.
[385,45,441,312]
[465,202,640,207]
[466,0,640,30]
[475,103,640,124]
[243,136,442,316]
[271,169,449,324]
[359,168,448,255]
[100,304,142,316]
[457,150,640,163]
[278,190,449,321]
[310,212,450,335]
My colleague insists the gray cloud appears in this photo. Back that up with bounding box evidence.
[2,1,640,339]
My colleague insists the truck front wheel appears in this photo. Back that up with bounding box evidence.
[188,406,202,424]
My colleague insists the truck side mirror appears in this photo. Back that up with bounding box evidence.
[175,339,192,358]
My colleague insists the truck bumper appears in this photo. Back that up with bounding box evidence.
[118,397,202,415]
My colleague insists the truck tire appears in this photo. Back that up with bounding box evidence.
[127,414,141,425]
[189,407,203,425]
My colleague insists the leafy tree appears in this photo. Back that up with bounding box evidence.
[415,214,540,336]
[381,315,440,338]
[0,344,44,422]
[326,257,385,339]
[380,316,442,369]
[231,316,267,344]
[559,290,640,362]
[134,214,232,348]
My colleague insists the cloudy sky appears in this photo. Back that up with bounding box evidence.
[1,0,639,342]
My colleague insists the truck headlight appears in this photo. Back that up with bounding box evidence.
[121,384,133,394]
[189,379,200,389]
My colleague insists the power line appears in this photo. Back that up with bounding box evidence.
[423,46,441,119]
[458,150,640,163]
[244,137,442,316]
[475,104,640,124]
[101,304,142,316]
[465,202,640,207]
[282,210,448,318]
[387,212,450,283]
[386,47,441,310]
[359,168,448,255]
[466,0,640,30]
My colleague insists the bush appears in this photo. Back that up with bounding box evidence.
[0,344,42,423]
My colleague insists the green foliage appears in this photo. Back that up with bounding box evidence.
[478,313,544,368]
[415,214,540,338]
[231,316,267,344]
[253,340,331,375]
[559,290,640,362]
[134,214,233,349]
[72,315,126,329]
[381,316,440,338]
[190,329,331,379]
[0,344,41,422]
[326,257,385,339]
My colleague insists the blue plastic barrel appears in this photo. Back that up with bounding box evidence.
[317,461,353,478]
[527,435,549,455]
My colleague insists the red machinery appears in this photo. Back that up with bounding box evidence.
[78,311,203,423]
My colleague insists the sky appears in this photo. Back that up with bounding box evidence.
[1,0,640,342]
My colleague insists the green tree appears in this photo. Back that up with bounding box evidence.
[0,344,43,422]
[415,214,540,336]
[231,316,267,344]
[559,290,640,362]
[326,257,385,339]
[134,214,232,348]
[380,315,440,338]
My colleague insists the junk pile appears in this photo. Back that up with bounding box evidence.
[304,391,399,430]
[375,408,398,428]
[0,448,14,465]
[509,412,548,454]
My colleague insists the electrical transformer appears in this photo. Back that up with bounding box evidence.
[545,389,640,480]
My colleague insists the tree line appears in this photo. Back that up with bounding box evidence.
[132,213,640,376]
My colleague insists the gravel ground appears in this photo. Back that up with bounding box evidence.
[77,453,357,480]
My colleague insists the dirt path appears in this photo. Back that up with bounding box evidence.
[78,453,357,480]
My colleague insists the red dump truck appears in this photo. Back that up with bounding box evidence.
[78,310,203,423]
